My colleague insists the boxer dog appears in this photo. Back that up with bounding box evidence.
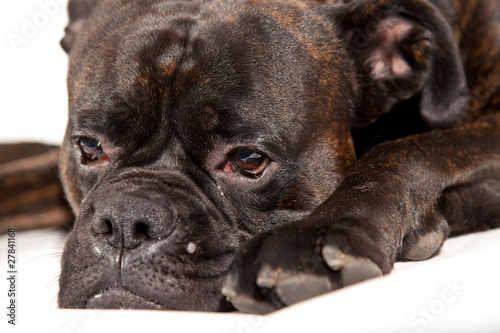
[58,0,500,313]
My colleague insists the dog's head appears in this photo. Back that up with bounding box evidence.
[58,0,468,311]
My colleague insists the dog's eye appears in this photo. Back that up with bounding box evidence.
[78,137,108,162]
[224,149,270,177]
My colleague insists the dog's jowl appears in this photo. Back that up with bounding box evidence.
[58,0,500,313]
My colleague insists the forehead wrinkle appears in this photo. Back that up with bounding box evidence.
[108,23,196,139]
[168,5,311,156]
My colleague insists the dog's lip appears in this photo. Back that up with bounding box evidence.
[86,287,166,310]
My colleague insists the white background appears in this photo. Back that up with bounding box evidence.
[1,0,69,145]
[1,1,500,332]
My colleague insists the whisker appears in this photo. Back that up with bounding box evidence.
[21,251,63,266]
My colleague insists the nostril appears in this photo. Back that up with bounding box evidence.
[93,216,114,235]
[103,219,113,234]
[134,221,149,239]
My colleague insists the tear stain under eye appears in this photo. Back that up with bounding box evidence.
[217,184,225,197]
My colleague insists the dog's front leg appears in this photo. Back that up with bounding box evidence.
[223,114,500,314]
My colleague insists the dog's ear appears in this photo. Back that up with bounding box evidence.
[60,0,100,53]
[331,0,468,129]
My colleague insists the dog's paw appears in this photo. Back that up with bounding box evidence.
[222,220,389,314]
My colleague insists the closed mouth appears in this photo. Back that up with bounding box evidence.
[86,287,165,310]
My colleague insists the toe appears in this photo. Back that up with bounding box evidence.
[322,244,383,287]
[276,271,333,305]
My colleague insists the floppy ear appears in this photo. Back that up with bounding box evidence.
[333,0,468,129]
[60,0,100,53]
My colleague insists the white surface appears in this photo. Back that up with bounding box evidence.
[1,1,500,332]
[0,228,499,332]
[1,0,68,145]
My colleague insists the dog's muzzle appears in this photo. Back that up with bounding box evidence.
[59,169,245,311]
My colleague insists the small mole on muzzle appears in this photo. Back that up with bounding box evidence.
[186,242,197,254]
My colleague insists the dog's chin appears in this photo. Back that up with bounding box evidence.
[86,288,165,310]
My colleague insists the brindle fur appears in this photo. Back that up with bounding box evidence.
[49,0,500,313]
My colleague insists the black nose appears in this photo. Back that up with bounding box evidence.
[92,192,175,249]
